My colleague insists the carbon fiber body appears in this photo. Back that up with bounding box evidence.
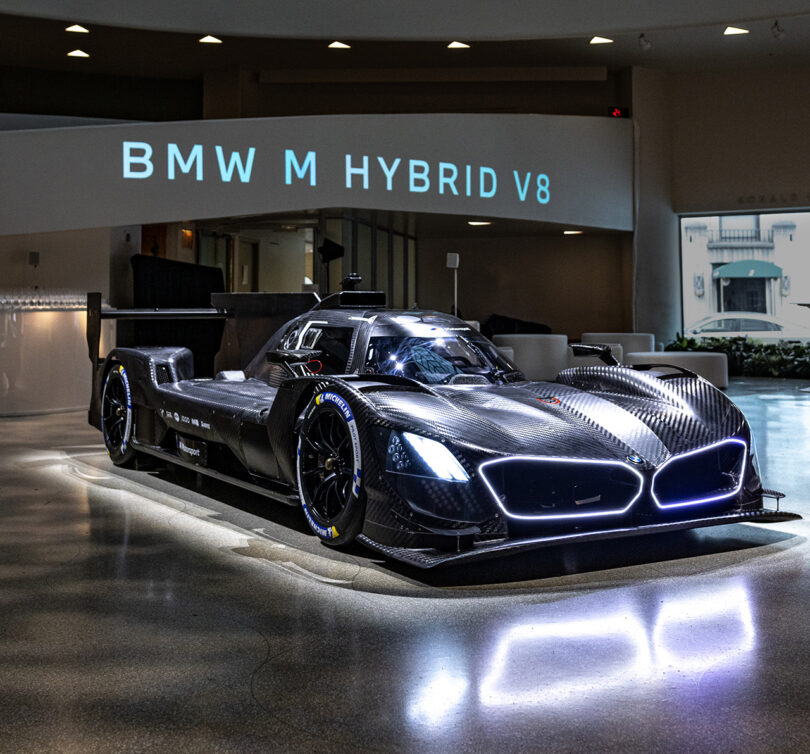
[89,300,797,568]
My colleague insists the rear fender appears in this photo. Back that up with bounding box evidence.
[90,347,193,429]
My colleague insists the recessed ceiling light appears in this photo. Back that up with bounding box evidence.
[467,220,491,226]
[67,49,89,58]
[448,41,470,49]
[723,26,749,35]
[590,36,614,45]
[199,35,222,44]
[65,24,89,33]
[329,41,351,49]
[563,230,584,235]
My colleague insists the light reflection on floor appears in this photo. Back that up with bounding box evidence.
[1,378,810,752]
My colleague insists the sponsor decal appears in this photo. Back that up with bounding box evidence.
[103,365,132,453]
[177,438,200,457]
[160,407,209,431]
[537,396,561,405]
[297,392,363,538]
[315,391,355,422]
[299,490,340,540]
[176,435,207,465]
[119,366,132,451]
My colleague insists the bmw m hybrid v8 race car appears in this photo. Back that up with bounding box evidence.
[87,286,797,568]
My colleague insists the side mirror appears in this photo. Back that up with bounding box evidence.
[266,348,323,365]
[570,343,620,366]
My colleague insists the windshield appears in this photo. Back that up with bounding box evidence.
[363,333,521,385]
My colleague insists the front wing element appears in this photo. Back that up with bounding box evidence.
[356,508,801,569]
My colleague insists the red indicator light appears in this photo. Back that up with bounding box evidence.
[609,106,630,118]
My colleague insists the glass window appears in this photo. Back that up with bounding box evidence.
[357,222,373,290]
[392,234,405,309]
[681,211,806,341]
[363,322,519,385]
[300,326,354,375]
[698,319,735,333]
[738,319,781,332]
[376,229,389,299]
[325,218,344,294]
[407,237,417,308]
[278,320,304,349]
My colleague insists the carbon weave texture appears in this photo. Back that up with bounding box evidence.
[94,311,786,566]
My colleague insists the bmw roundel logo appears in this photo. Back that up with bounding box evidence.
[627,454,644,465]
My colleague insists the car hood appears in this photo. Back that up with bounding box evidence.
[362,367,746,466]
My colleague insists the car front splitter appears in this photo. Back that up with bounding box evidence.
[356,508,802,569]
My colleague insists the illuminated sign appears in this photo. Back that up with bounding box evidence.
[0,113,633,235]
[122,143,552,205]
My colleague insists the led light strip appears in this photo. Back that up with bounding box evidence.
[651,438,747,509]
[478,456,644,521]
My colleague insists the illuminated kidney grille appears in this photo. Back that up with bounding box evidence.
[479,458,643,520]
[652,440,746,508]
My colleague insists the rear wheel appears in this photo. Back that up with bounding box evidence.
[296,391,365,546]
[101,364,137,467]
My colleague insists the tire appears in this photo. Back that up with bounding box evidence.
[296,390,365,546]
[101,363,137,467]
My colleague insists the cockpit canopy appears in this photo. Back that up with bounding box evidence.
[249,309,523,385]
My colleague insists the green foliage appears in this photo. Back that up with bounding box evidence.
[665,334,810,378]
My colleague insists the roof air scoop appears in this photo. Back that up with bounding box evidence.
[309,272,387,311]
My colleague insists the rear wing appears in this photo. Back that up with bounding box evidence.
[85,291,223,368]
[86,291,317,427]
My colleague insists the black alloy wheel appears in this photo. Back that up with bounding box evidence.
[101,364,137,467]
[297,396,364,545]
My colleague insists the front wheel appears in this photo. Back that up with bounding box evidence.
[296,391,365,546]
[101,363,137,467]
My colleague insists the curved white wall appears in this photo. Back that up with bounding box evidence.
[0,113,633,236]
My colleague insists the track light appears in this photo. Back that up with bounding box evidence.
[638,33,652,51]
[771,20,786,39]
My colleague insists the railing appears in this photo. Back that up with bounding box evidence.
[707,229,774,243]
[0,288,91,311]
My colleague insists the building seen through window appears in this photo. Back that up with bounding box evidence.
[681,212,810,341]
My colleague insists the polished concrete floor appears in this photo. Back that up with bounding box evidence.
[3,378,810,752]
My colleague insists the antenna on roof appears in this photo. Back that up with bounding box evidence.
[341,272,362,291]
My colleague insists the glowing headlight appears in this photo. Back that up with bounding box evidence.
[386,431,470,482]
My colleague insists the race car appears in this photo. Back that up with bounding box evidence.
[87,287,797,568]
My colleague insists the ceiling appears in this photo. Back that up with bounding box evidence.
[5,0,810,42]
[2,4,807,239]
[2,8,810,80]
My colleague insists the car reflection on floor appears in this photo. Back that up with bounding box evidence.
[407,581,754,729]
